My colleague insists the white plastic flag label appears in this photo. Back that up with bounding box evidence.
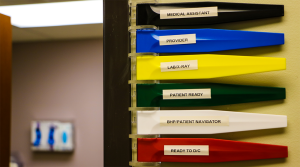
[160,116,230,126]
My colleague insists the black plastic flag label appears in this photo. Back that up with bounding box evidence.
[160,7,218,19]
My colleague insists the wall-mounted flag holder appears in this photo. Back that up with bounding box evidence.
[127,1,287,166]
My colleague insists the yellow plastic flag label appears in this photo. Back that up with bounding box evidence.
[161,60,198,72]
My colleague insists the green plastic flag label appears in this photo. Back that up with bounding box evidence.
[163,88,211,99]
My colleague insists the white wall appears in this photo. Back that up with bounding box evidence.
[11,39,103,167]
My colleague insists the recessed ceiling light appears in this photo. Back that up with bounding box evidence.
[0,0,103,28]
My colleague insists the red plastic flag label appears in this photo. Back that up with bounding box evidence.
[138,138,288,162]
[164,145,209,155]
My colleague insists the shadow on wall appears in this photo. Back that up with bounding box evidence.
[165,158,286,167]
[161,17,283,31]
[162,128,286,140]
[32,152,73,161]
[159,45,283,57]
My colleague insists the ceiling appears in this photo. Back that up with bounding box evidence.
[0,0,103,42]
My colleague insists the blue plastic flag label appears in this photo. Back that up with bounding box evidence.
[160,60,198,72]
[160,7,218,19]
[159,34,196,46]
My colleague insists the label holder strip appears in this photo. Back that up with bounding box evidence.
[129,1,162,166]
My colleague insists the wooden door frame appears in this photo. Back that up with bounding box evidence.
[0,13,12,167]
[103,0,131,167]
